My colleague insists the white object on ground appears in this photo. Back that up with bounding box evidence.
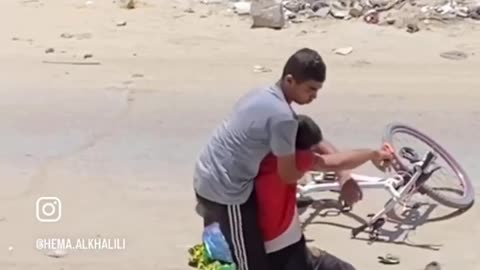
[47,249,67,258]
[253,65,272,73]
[333,46,353,55]
[234,2,251,15]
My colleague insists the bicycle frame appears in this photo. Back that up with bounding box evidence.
[297,151,436,237]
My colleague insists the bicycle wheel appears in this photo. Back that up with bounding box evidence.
[383,122,475,209]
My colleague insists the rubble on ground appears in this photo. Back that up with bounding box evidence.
[210,0,480,31]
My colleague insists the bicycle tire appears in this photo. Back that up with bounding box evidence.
[383,122,475,209]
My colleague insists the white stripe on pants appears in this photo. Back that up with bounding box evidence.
[227,205,249,270]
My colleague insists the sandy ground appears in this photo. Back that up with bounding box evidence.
[0,0,479,269]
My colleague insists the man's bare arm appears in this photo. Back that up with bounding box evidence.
[313,139,353,184]
[311,149,379,172]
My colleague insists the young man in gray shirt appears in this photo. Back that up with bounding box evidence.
[194,48,392,270]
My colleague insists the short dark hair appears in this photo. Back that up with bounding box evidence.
[295,114,323,150]
[281,48,326,83]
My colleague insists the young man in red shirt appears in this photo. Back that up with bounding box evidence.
[256,114,392,270]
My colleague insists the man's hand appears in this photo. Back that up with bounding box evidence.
[371,148,394,172]
[339,178,363,206]
[338,172,362,206]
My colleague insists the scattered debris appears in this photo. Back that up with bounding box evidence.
[378,253,400,265]
[42,60,101,65]
[12,37,33,42]
[45,48,55,54]
[224,0,480,30]
[47,249,67,258]
[333,46,353,55]
[116,21,127,26]
[440,50,469,60]
[60,32,92,40]
[253,65,272,72]
[200,0,222,4]
[251,0,285,29]
[60,33,74,39]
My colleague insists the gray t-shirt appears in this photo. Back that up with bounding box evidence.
[193,84,298,205]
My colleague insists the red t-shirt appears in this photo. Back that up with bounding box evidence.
[255,150,315,252]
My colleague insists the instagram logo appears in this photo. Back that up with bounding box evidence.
[36,197,62,223]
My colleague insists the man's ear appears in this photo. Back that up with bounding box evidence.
[284,74,295,86]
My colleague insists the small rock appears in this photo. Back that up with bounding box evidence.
[83,53,93,59]
[386,17,396,24]
[406,23,419,33]
[118,0,135,9]
[314,7,330,17]
[291,17,305,23]
[440,50,468,60]
[116,21,127,26]
[349,8,363,18]
[233,2,251,15]
[184,8,195,13]
[285,9,297,19]
[60,33,74,39]
[424,261,441,270]
[45,48,55,54]
[253,65,272,73]
[132,73,144,78]
[333,46,353,55]
[8,246,13,252]
[311,0,328,12]
[251,0,285,29]
[330,0,349,19]
[470,6,480,20]
[85,0,94,6]
[47,249,67,258]
[298,9,315,17]
[284,0,306,13]
[297,30,309,36]
[330,9,349,19]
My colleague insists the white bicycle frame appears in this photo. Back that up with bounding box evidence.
[297,156,433,231]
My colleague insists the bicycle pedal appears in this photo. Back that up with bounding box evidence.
[339,200,352,212]
[369,232,380,241]
[372,218,386,230]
